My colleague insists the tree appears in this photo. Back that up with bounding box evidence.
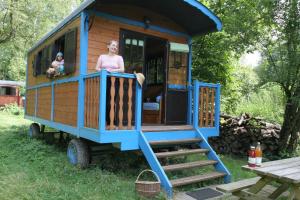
[192,0,270,112]
[256,0,300,153]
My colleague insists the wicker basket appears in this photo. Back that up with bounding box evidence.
[135,169,161,198]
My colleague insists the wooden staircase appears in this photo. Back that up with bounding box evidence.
[139,131,231,198]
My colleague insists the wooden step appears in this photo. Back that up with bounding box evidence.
[163,160,217,172]
[155,149,209,158]
[170,172,226,187]
[149,138,201,146]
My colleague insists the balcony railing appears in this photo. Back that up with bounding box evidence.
[83,70,142,132]
[192,81,221,131]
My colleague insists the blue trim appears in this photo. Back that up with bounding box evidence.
[89,10,190,39]
[196,128,231,183]
[25,115,79,136]
[101,130,139,150]
[51,82,54,121]
[135,81,142,131]
[187,39,193,124]
[184,0,222,31]
[198,128,219,139]
[139,132,173,198]
[27,76,79,90]
[99,70,107,132]
[168,84,187,90]
[193,80,199,128]
[79,127,100,142]
[198,82,219,88]
[77,11,89,137]
[107,72,136,79]
[215,84,221,132]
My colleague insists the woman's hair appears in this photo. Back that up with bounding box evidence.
[108,40,118,46]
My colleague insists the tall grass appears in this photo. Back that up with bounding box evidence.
[234,85,285,123]
[0,112,255,199]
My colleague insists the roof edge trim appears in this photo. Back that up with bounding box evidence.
[183,0,222,31]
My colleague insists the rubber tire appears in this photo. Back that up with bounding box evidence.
[67,139,90,169]
[45,132,55,145]
[29,123,40,138]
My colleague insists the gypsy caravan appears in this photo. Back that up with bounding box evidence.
[25,0,230,197]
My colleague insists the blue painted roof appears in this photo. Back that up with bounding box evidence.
[29,0,222,52]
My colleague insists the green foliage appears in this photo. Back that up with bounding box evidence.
[0,103,24,115]
[234,85,285,123]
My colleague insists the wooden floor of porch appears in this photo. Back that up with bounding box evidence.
[141,124,193,132]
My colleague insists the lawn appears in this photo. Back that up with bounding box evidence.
[0,112,253,200]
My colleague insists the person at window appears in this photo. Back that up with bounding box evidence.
[95,40,125,72]
[52,52,65,75]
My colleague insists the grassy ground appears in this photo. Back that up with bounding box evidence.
[0,112,254,200]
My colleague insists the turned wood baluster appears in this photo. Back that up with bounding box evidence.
[199,87,204,127]
[127,79,133,129]
[205,88,210,127]
[118,78,124,129]
[210,89,215,127]
[109,77,116,130]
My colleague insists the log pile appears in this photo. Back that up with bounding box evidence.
[208,113,281,156]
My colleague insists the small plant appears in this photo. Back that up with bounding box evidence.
[0,103,24,115]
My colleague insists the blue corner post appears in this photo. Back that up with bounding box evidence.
[193,80,199,128]
[77,11,89,137]
[187,38,193,124]
[99,70,107,133]
[135,80,142,131]
[214,84,221,134]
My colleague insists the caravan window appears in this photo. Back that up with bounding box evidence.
[168,43,189,86]
[0,87,16,96]
[32,28,77,77]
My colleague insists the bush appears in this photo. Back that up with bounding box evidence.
[0,103,24,116]
[234,84,285,123]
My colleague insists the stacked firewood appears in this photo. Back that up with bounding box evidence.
[208,113,281,156]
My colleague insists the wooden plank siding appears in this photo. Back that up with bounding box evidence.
[37,86,52,120]
[54,82,78,127]
[87,16,188,73]
[25,89,36,116]
[27,18,81,87]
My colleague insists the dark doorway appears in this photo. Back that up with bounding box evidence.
[120,30,167,124]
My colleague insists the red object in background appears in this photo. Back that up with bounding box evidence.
[248,146,256,167]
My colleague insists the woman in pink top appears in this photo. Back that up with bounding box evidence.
[95,40,125,72]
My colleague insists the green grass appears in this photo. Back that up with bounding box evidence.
[0,112,254,199]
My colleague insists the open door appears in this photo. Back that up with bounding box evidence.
[120,30,167,125]
[165,42,189,125]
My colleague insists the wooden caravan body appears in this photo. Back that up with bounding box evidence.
[25,0,230,197]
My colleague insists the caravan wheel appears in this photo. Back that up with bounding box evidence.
[67,139,90,169]
[29,123,40,138]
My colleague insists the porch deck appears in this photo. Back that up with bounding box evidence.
[142,125,193,132]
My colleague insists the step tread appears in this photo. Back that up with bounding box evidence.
[163,160,218,171]
[149,138,201,146]
[170,172,226,187]
[155,149,209,158]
